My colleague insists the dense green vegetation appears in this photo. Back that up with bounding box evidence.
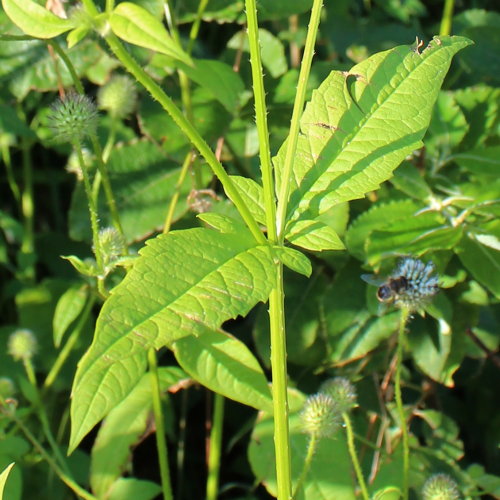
[0,0,499,499]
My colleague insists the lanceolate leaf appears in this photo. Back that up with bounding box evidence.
[109,2,191,64]
[70,228,276,451]
[2,0,74,38]
[172,330,273,412]
[278,36,472,250]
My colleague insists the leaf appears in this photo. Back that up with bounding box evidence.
[70,228,276,451]
[453,146,500,177]
[456,233,500,299]
[0,463,14,500]
[273,246,312,277]
[69,140,211,243]
[229,176,266,225]
[107,478,161,500]
[227,29,288,78]
[275,36,472,228]
[197,213,248,235]
[109,3,191,64]
[284,219,345,252]
[172,330,272,412]
[389,162,432,200]
[2,0,74,38]
[53,284,89,347]
[345,200,421,261]
[176,59,246,114]
[90,367,186,498]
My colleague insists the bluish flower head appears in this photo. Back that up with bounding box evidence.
[393,257,439,310]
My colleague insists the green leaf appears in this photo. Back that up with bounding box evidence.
[276,36,472,228]
[346,200,421,261]
[2,0,74,38]
[273,246,312,277]
[61,255,98,277]
[456,233,500,299]
[284,219,345,252]
[107,478,161,500]
[172,330,272,412]
[372,487,402,500]
[52,284,89,347]
[90,367,186,498]
[69,141,211,243]
[227,29,288,78]
[453,146,500,177]
[176,59,246,114]
[197,212,248,235]
[389,162,432,200]
[229,176,266,225]
[70,228,276,450]
[0,463,14,500]
[109,2,191,64]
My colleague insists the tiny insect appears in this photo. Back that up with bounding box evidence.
[361,273,410,303]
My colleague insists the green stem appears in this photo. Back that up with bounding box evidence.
[19,134,35,282]
[163,151,194,233]
[103,33,265,245]
[206,393,224,500]
[90,135,125,241]
[1,406,97,500]
[74,140,105,295]
[245,0,277,243]
[275,0,323,241]
[395,307,410,500]
[47,40,85,95]
[148,349,173,500]
[1,142,21,204]
[439,0,455,36]
[343,413,369,500]
[43,294,96,390]
[292,433,317,499]
[269,266,292,500]
[187,0,209,55]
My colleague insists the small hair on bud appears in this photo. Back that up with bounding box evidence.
[300,393,341,438]
[319,377,357,414]
[422,473,460,500]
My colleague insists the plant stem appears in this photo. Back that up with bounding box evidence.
[103,33,265,245]
[439,0,455,36]
[148,348,173,500]
[395,307,410,500]
[1,142,21,204]
[343,413,369,500]
[187,0,209,55]
[245,0,277,243]
[163,151,194,233]
[292,433,317,499]
[275,0,323,240]
[47,40,85,95]
[206,393,224,500]
[269,266,292,500]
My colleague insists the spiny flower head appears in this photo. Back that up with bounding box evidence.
[98,75,138,119]
[422,473,460,500]
[7,329,38,362]
[319,377,357,414]
[393,257,439,310]
[48,92,99,144]
[300,393,341,438]
[98,227,126,272]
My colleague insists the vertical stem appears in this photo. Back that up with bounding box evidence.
[439,0,455,36]
[269,265,292,500]
[206,393,224,500]
[275,0,323,240]
[148,348,173,500]
[343,413,369,500]
[395,307,410,500]
[292,433,317,499]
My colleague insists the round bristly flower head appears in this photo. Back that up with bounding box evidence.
[98,227,126,271]
[7,329,38,362]
[98,75,138,119]
[0,377,16,398]
[48,92,99,144]
[422,473,460,500]
[319,377,357,414]
[393,257,439,310]
[300,393,341,438]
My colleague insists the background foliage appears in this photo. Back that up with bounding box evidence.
[0,0,499,499]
